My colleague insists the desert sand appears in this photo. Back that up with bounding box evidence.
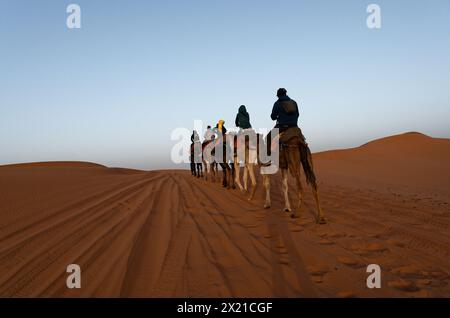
[0,132,449,297]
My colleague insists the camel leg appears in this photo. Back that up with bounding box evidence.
[312,186,327,224]
[226,164,232,189]
[281,168,292,212]
[291,163,303,219]
[204,162,209,181]
[263,174,271,208]
[215,163,219,182]
[286,147,303,218]
[243,165,248,192]
[211,163,216,183]
[208,162,213,182]
[229,163,236,189]
[247,163,257,201]
[235,161,244,191]
[221,164,227,188]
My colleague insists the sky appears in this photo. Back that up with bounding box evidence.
[1,0,449,169]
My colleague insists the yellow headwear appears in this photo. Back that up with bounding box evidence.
[218,119,225,133]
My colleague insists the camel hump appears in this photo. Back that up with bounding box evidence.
[280,127,304,146]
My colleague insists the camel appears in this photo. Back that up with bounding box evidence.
[260,128,326,224]
[233,130,259,201]
[203,134,235,189]
[190,142,203,178]
[219,135,236,189]
[201,139,217,182]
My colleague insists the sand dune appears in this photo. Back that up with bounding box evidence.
[314,132,450,196]
[0,132,449,297]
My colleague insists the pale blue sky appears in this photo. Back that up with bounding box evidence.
[1,0,449,169]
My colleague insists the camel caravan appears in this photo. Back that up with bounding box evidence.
[189,88,326,224]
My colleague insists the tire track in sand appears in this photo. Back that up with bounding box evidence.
[0,175,162,297]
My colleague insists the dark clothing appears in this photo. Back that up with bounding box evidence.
[235,105,252,129]
[191,131,200,143]
[270,95,299,128]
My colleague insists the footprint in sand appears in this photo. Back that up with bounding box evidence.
[422,269,449,280]
[414,290,433,297]
[417,279,432,287]
[307,265,330,277]
[386,239,406,248]
[350,242,389,256]
[275,243,285,249]
[313,276,323,283]
[337,256,363,268]
[328,232,347,239]
[337,291,357,298]
[366,242,389,252]
[277,247,289,254]
[391,264,424,279]
[318,239,334,245]
[388,279,420,292]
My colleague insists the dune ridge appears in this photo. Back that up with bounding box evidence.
[314,132,450,196]
[0,161,107,169]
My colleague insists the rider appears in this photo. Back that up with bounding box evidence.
[191,130,200,143]
[204,125,215,141]
[235,105,252,130]
[271,88,299,131]
[213,120,229,166]
[268,88,307,157]
[214,119,227,137]
[235,105,256,155]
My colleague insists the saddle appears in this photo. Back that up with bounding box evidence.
[265,127,307,154]
[279,127,307,148]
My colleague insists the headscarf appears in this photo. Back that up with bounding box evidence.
[238,105,249,117]
[217,119,225,133]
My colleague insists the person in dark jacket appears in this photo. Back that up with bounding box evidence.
[271,88,299,128]
[266,88,301,156]
[235,105,252,129]
[191,130,200,143]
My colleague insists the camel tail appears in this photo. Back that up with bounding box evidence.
[299,142,317,190]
